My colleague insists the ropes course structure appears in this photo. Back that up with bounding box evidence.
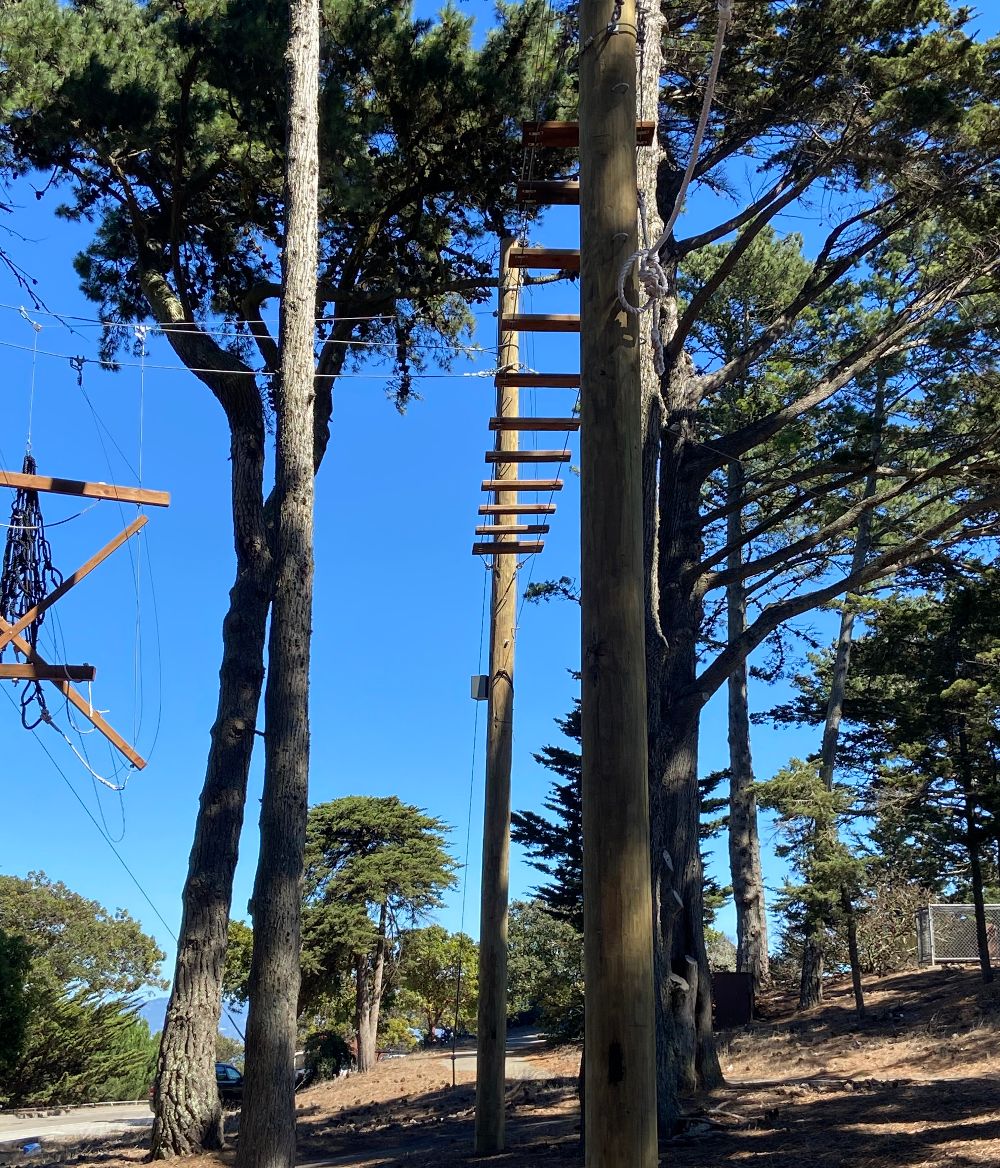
[0,315,170,778]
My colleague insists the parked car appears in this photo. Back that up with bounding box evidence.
[148,1062,244,1112]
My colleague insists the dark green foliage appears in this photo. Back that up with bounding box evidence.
[0,928,30,1078]
[303,1031,353,1081]
[506,900,583,1041]
[396,925,477,1038]
[222,919,254,1008]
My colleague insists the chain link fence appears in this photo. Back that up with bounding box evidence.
[915,903,1000,964]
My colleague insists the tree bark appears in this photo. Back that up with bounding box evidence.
[725,460,769,995]
[355,904,388,1073]
[235,0,319,1163]
[649,444,722,1131]
[799,933,824,1009]
[841,885,865,1019]
[151,411,270,1158]
[959,726,994,985]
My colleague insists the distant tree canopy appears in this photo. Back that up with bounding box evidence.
[0,872,165,1105]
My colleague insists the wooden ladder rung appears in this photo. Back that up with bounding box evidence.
[475,524,550,535]
[508,247,580,272]
[495,373,581,389]
[485,450,571,464]
[479,503,556,515]
[0,663,96,682]
[490,417,580,432]
[500,314,580,333]
[481,479,564,492]
[472,541,544,556]
[517,179,579,206]
[522,120,655,148]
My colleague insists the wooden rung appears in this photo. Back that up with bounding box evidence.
[0,663,96,682]
[490,417,580,432]
[0,470,170,508]
[507,247,580,272]
[500,314,580,333]
[485,450,571,463]
[522,120,655,148]
[472,541,544,556]
[475,525,550,535]
[517,180,579,206]
[495,373,581,389]
[481,479,564,492]
[479,504,556,515]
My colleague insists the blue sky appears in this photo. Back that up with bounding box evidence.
[0,0,853,992]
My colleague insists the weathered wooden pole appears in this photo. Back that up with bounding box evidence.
[475,237,522,1155]
[578,0,659,1162]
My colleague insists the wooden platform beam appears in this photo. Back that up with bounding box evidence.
[475,524,550,535]
[481,479,563,492]
[472,541,544,556]
[0,470,170,509]
[517,179,580,205]
[0,516,148,657]
[0,663,96,682]
[0,615,146,769]
[522,120,655,148]
[508,247,580,272]
[490,417,580,432]
[485,450,571,464]
[500,314,580,333]
[478,503,557,515]
[494,373,580,389]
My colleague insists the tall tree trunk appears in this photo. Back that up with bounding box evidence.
[958,726,994,984]
[354,905,388,1073]
[804,385,885,1016]
[235,1,319,1164]
[649,448,721,1131]
[151,414,270,1158]
[725,460,769,995]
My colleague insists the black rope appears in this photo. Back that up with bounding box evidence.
[1,452,63,728]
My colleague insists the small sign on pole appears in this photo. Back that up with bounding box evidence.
[470,674,489,701]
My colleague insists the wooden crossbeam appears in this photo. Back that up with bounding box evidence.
[500,314,580,333]
[0,615,146,769]
[507,247,580,272]
[517,179,580,206]
[490,417,580,432]
[494,373,580,389]
[0,470,170,509]
[475,525,550,535]
[0,516,148,657]
[472,541,544,556]
[485,450,571,463]
[481,479,563,492]
[521,120,655,148]
[0,664,96,682]
[478,503,556,515]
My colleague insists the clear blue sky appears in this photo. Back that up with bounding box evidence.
[0,0,835,992]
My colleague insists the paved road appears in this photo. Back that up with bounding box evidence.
[0,1102,151,1147]
[444,1029,549,1081]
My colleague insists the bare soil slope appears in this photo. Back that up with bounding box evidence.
[4,966,998,1167]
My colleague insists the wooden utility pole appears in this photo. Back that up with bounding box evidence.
[475,237,522,1155]
[578,0,658,1162]
[234,0,319,1165]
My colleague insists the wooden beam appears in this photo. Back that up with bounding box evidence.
[508,247,580,272]
[0,664,96,682]
[0,616,146,769]
[472,541,544,555]
[500,314,580,333]
[517,179,580,206]
[0,470,170,509]
[481,479,563,492]
[0,516,149,657]
[490,417,580,432]
[475,524,550,535]
[494,373,580,389]
[522,120,655,147]
[485,450,571,464]
[478,503,556,515]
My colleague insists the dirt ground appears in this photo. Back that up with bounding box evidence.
[6,966,1000,1167]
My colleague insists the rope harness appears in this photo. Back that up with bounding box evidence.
[0,452,64,729]
[618,0,733,375]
